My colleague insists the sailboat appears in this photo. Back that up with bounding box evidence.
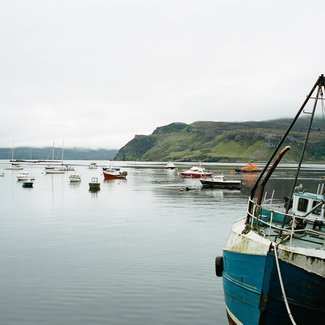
[59,143,75,171]
[6,146,23,170]
[44,144,64,174]
[216,75,325,324]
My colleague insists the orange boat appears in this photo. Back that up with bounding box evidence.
[235,162,261,173]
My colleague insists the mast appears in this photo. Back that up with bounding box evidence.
[61,140,64,164]
[247,74,325,218]
[52,142,55,161]
[250,74,325,199]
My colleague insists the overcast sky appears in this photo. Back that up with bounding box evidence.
[1,0,325,149]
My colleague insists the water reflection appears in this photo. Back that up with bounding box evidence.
[1,161,325,325]
[89,190,99,197]
[201,188,242,199]
[241,173,259,187]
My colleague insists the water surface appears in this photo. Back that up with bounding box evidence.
[0,161,323,324]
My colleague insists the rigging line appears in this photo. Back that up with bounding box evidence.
[249,75,322,202]
[273,241,297,325]
[321,86,325,122]
[285,84,321,215]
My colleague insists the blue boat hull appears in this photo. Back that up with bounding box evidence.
[223,250,325,325]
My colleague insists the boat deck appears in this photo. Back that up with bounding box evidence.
[248,201,325,252]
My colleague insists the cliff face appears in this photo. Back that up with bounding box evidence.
[113,135,157,161]
[114,119,325,162]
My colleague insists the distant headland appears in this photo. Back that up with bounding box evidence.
[3,118,325,163]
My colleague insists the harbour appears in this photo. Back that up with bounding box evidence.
[2,0,324,322]
[0,160,324,324]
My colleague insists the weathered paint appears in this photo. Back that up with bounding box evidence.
[225,217,325,277]
[225,306,243,325]
[224,218,271,256]
[223,250,267,324]
[278,248,325,277]
[223,218,325,324]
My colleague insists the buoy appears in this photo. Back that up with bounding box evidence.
[215,256,223,277]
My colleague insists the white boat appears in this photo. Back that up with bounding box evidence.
[44,143,65,174]
[6,163,23,170]
[45,167,65,174]
[89,162,98,169]
[69,174,81,183]
[60,143,75,171]
[60,165,75,171]
[6,146,24,170]
[180,165,213,178]
[0,172,4,177]
[17,171,35,181]
[165,162,176,170]
[200,175,241,189]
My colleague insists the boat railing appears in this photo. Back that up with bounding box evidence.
[246,197,325,247]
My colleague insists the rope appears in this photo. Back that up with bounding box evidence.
[273,242,297,325]
[321,87,325,122]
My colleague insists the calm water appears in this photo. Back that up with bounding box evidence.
[0,160,324,324]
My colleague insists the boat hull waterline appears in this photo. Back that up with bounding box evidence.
[103,170,127,180]
[200,175,241,189]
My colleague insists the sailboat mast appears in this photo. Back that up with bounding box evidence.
[61,140,64,164]
[52,142,55,161]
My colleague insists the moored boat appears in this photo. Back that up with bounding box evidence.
[103,168,127,180]
[235,162,261,173]
[88,162,98,169]
[180,165,213,178]
[60,165,75,171]
[6,163,23,170]
[102,165,120,172]
[217,75,325,324]
[17,171,35,181]
[44,166,65,174]
[22,179,34,188]
[165,162,176,170]
[6,147,23,170]
[89,177,100,191]
[69,174,81,183]
[200,175,241,189]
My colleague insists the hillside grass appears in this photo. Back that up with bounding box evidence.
[114,119,325,162]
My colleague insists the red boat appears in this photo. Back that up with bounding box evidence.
[103,169,127,180]
[180,165,213,178]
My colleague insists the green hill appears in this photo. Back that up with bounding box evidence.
[114,118,325,162]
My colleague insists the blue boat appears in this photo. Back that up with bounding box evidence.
[216,75,325,324]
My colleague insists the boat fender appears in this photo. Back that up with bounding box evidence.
[215,256,223,277]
